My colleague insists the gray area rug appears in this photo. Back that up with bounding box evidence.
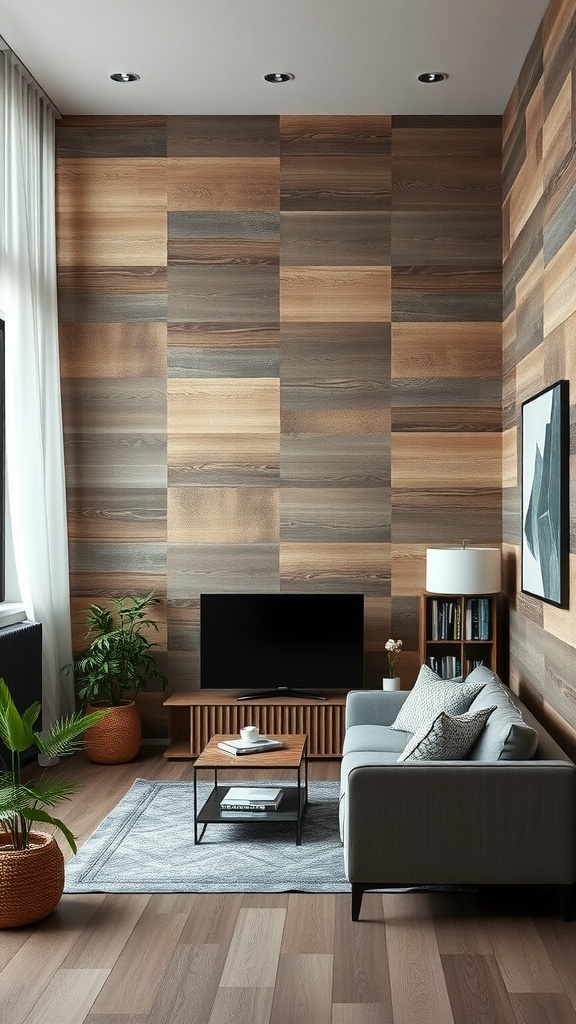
[64,778,348,894]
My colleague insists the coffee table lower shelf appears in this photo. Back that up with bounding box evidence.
[194,784,308,845]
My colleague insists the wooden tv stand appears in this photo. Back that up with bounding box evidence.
[163,691,348,759]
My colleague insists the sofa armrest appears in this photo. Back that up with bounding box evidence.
[345,689,409,728]
[344,761,576,887]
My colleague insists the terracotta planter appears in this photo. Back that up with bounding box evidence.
[84,700,142,764]
[0,832,65,928]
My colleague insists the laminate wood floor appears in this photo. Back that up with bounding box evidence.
[3,747,576,1024]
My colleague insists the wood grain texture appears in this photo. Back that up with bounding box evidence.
[167,158,280,211]
[168,432,280,486]
[280,116,391,156]
[279,542,390,593]
[167,115,279,157]
[280,212,390,266]
[168,486,279,543]
[59,322,167,378]
[280,157,390,211]
[280,267,391,322]
[392,434,502,488]
[168,378,279,434]
[280,487,389,543]
[279,434,388,487]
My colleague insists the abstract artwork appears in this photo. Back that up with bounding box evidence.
[521,380,569,608]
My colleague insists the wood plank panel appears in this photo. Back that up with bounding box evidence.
[280,487,389,543]
[168,432,280,486]
[59,322,166,378]
[280,267,391,322]
[280,116,391,155]
[280,157,391,211]
[440,954,518,1024]
[168,379,279,434]
[219,908,286,987]
[269,953,333,1024]
[167,158,280,211]
[168,264,279,323]
[280,542,390,593]
[90,909,189,1013]
[167,115,279,157]
[391,434,502,488]
[278,436,385,487]
[391,322,501,377]
[280,212,390,265]
[168,486,279,543]
[383,893,455,1024]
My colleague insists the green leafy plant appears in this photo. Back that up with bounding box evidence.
[0,678,108,852]
[69,591,168,707]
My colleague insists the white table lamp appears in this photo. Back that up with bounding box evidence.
[426,546,501,595]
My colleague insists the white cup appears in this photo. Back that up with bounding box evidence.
[240,725,260,743]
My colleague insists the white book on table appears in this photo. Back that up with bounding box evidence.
[221,787,283,805]
[217,737,284,755]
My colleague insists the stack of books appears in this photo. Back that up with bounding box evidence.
[217,736,284,756]
[220,787,284,812]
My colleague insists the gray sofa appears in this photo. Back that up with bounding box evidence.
[340,665,576,920]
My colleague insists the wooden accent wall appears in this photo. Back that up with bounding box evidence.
[503,0,576,753]
[55,114,501,736]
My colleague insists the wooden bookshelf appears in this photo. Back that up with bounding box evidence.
[419,592,499,679]
[163,691,348,759]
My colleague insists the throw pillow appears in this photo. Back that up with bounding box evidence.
[398,706,497,762]
[391,663,485,734]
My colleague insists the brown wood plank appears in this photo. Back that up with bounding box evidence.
[167,157,280,211]
[440,953,518,1024]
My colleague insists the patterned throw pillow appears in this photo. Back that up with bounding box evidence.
[398,706,497,762]
[391,663,485,733]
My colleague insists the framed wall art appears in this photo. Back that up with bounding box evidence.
[521,379,569,608]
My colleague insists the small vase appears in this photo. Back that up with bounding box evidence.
[382,677,401,690]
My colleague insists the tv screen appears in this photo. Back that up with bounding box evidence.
[200,593,364,699]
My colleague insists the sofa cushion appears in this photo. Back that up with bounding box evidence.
[391,663,485,734]
[342,724,410,756]
[465,667,539,761]
[398,705,497,762]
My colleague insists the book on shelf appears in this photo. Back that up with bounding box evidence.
[427,654,462,679]
[220,786,283,812]
[217,737,284,756]
[429,598,461,641]
[465,598,491,640]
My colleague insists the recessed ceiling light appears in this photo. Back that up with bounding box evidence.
[264,73,294,83]
[110,72,140,83]
[418,72,448,83]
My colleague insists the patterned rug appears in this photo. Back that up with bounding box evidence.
[64,777,348,894]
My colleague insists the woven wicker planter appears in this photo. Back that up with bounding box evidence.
[84,700,142,764]
[0,832,65,928]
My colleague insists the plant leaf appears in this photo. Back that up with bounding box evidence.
[20,807,78,853]
[38,709,109,759]
[0,679,37,752]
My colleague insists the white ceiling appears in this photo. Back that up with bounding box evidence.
[0,0,549,117]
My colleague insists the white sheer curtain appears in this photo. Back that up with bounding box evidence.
[0,49,74,723]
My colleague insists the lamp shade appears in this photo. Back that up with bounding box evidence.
[426,547,501,595]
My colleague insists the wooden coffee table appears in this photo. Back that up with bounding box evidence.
[193,734,309,845]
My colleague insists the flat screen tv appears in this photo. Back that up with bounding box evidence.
[200,593,364,700]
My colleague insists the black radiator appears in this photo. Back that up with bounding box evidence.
[0,620,43,766]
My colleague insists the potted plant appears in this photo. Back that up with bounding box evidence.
[383,638,403,690]
[68,591,168,764]
[0,677,107,927]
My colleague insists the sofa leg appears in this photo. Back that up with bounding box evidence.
[351,884,364,921]
[560,884,576,922]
